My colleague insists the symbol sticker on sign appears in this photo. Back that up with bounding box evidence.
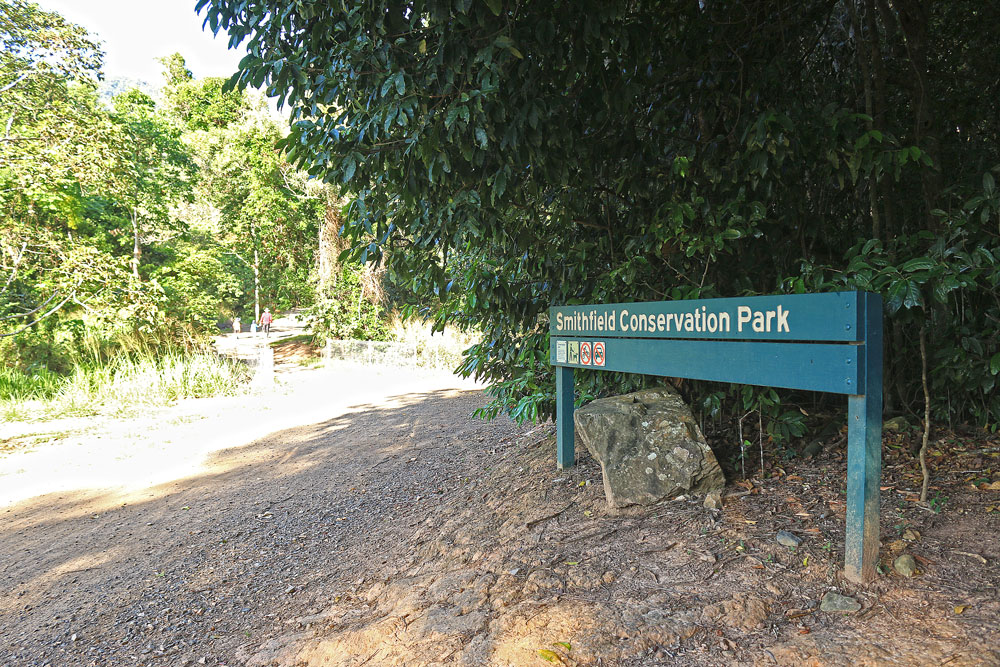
[580,342,592,365]
[556,340,567,363]
[567,341,579,364]
[593,342,606,366]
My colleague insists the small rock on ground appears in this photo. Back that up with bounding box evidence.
[894,554,918,577]
[776,530,802,548]
[821,592,862,613]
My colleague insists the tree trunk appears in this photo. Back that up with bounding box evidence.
[849,0,881,241]
[131,213,141,281]
[318,192,342,293]
[894,0,942,229]
[253,244,261,323]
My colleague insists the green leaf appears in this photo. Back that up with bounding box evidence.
[342,156,357,183]
[886,281,906,313]
[900,257,935,272]
[484,0,503,16]
[990,352,1000,376]
[903,281,922,309]
[984,171,996,195]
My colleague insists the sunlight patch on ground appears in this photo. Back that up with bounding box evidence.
[43,549,122,582]
[0,364,483,509]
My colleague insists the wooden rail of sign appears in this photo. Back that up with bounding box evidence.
[549,291,883,584]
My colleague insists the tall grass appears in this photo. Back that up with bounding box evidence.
[0,365,64,401]
[1,353,251,422]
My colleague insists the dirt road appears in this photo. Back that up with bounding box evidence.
[0,364,520,665]
[2,362,999,666]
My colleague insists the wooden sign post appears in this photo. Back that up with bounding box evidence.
[550,291,883,583]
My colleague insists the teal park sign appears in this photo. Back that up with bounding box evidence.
[549,291,883,583]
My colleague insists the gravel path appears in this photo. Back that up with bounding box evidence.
[0,364,523,666]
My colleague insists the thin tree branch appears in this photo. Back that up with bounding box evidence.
[0,241,28,296]
[0,72,30,95]
[918,322,931,502]
[0,290,59,321]
[224,250,251,267]
[0,292,75,338]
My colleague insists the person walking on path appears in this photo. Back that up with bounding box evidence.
[260,308,273,337]
[232,316,241,337]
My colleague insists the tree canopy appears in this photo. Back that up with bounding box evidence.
[1,3,339,371]
[198,0,1000,430]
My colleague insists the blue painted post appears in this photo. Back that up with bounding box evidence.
[845,292,883,583]
[556,365,576,468]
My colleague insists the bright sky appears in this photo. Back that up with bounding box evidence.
[37,0,247,84]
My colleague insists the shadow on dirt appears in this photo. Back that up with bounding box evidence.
[2,388,999,666]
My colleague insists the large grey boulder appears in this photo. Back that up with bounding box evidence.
[574,387,725,508]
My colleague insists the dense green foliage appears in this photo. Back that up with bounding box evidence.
[190,116,324,315]
[309,263,392,342]
[2,0,151,369]
[160,54,246,131]
[1,2,388,399]
[200,0,1000,430]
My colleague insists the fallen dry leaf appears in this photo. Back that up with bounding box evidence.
[537,649,564,664]
[888,539,907,554]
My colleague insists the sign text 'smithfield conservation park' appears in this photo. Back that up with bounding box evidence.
[549,292,864,342]
[555,303,790,335]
